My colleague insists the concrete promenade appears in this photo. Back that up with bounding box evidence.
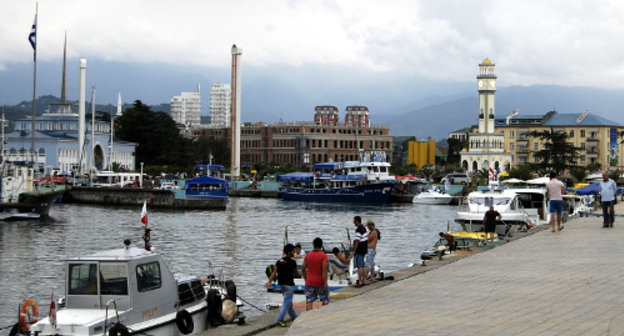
[283,205,624,335]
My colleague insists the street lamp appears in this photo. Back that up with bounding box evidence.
[140,162,144,188]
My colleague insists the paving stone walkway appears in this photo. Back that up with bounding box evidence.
[285,206,624,335]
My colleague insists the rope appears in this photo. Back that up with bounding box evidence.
[0,324,15,331]
[236,294,267,313]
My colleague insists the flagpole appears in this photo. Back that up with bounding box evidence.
[30,3,38,169]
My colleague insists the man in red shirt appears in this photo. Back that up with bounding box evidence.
[302,237,329,311]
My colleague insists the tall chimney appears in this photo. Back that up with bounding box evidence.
[230,44,242,178]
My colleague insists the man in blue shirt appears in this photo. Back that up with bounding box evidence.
[599,171,618,228]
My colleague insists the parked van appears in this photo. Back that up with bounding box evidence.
[441,172,471,185]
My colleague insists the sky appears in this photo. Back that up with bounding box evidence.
[2,0,624,119]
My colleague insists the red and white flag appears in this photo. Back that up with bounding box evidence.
[140,200,148,226]
[489,167,496,182]
[49,290,57,329]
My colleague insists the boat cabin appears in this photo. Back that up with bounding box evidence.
[64,246,204,313]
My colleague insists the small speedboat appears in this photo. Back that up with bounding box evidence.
[412,190,453,205]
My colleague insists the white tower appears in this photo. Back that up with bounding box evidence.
[476,58,496,134]
[78,58,87,173]
[230,44,242,178]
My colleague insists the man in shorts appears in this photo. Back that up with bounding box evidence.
[352,216,369,287]
[546,171,566,232]
[483,205,501,244]
[302,237,329,311]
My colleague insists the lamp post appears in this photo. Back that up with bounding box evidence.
[140,162,144,188]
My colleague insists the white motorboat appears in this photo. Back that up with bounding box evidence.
[412,190,453,205]
[21,237,243,336]
[455,188,549,236]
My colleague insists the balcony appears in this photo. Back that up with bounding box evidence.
[516,146,529,153]
[586,148,599,157]
[586,136,599,142]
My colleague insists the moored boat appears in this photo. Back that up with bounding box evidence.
[412,189,453,205]
[455,188,549,236]
[278,153,395,203]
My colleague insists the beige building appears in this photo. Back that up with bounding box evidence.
[495,110,624,170]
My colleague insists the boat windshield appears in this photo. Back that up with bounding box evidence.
[136,261,162,292]
[469,197,511,206]
[68,262,129,296]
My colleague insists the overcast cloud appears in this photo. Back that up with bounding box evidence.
[3,1,624,86]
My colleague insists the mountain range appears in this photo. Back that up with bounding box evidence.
[3,85,623,141]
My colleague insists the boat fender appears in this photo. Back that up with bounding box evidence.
[19,298,39,333]
[225,279,237,301]
[108,323,130,336]
[176,310,194,335]
[206,289,224,327]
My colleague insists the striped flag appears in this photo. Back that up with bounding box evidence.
[29,13,37,61]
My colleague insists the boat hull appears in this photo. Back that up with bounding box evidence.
[413,196,453,205]
[279,183,394,203]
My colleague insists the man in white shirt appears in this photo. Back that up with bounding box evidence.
[546,172,566,232]
[599,171,618,228]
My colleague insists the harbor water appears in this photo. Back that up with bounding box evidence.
[0,197,458,329]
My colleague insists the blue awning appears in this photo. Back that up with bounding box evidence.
[575,183,622,196]
[313,162,344,170]
[278,172,314,182]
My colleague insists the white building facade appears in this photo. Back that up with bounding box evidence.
[460,58,513,174]
[170,84,201,126]
[209,83,231,128]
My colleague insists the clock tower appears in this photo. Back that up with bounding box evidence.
[477,58,496,134]
[460,58,512,176]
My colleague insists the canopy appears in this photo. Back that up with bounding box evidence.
[313,162,344,170]
[501,178,525,184]
[526,177,550,185]
[574,183,622,196]
[277,172,314,182]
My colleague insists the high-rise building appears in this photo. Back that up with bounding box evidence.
[170,84,201,126]
[209,83,231,128]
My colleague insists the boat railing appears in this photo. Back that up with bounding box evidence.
[104,299,121,335]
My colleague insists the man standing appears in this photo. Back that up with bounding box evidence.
[265,243,299,327]
[352,216,368,287]
[483,205,501,244]
[301,237,329,311]
[546,171,566,232]
[599,171,618,228]
[365,220,379,283]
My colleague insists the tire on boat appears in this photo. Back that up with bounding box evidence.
[225,280,237,302]
[206,289,224,327]
[108,323,130,336]
[176,309,194,335]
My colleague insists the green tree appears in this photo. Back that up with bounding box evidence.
[529,128,580,174]
[506,165,533,181]
[446,137,466,166]
[115,100,190,166]
[194,136,229,167]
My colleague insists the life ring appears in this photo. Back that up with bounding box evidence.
[108,323,130,336]
[176,310,194,335]
[19,298,39,333]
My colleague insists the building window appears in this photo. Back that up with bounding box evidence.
[580,130,586,137]
[580,142,585,149]
[533,142,538,150]
[580,155,586,163]
[509,142,515,150]
[510,130,515,138]
[569,130,574,137]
